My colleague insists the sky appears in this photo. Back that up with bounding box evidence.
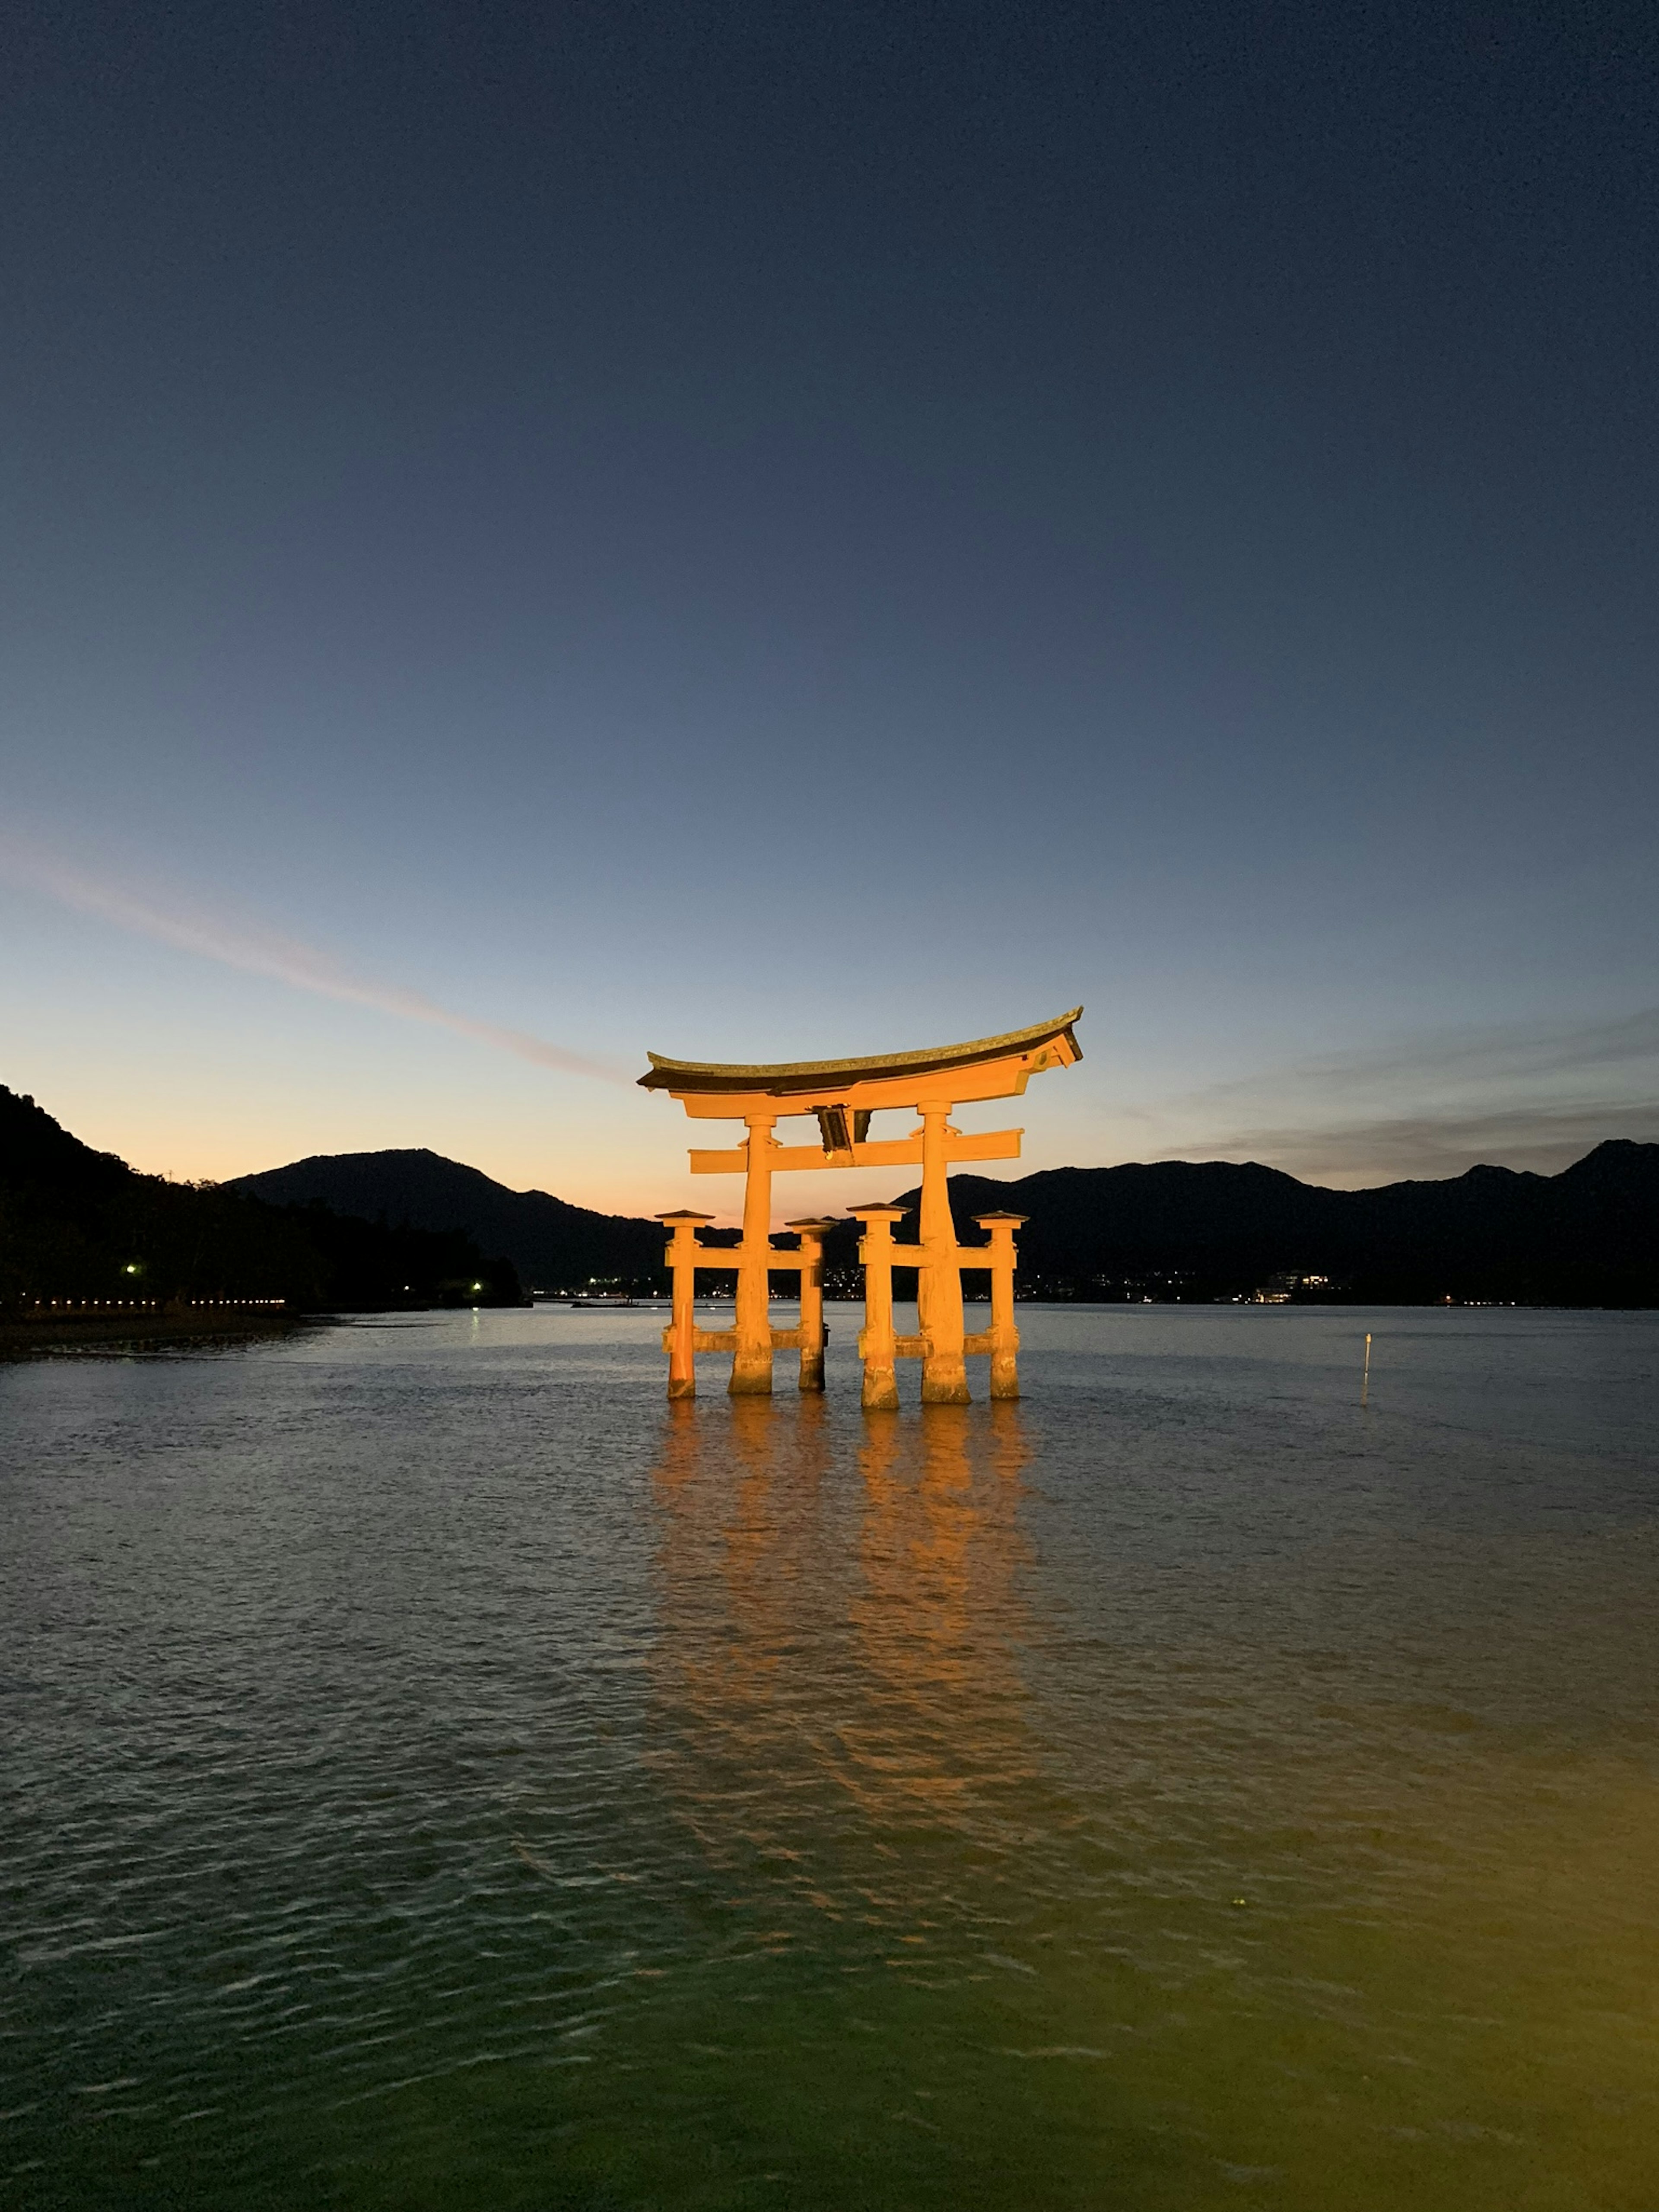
[3,0,1656,1222]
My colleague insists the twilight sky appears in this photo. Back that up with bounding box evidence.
[3,0,1656,1220]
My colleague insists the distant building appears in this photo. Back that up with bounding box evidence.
[1251,1270,1329,1303]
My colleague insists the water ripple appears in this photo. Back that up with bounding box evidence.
[3,1306,1658,2208]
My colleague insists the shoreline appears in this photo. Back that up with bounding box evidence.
[0,1312,319,1358]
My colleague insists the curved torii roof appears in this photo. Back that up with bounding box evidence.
[639,1008,1083,1098]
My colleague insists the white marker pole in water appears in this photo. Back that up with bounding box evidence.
[1361,1332,1372,1406]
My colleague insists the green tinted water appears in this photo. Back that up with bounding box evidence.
[4,1306,1657,2208]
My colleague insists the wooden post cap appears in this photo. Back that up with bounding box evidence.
[849,1204,910,1220]
[971,1211,1028,1226]
[656,1209,716,1223]
[783,1217,839,1233]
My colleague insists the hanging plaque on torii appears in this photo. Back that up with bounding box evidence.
[641,1008,1082,1405]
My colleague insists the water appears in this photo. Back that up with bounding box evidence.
[3,1305,1658,2209]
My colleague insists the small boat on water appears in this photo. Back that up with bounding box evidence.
[567,1295,638,1309]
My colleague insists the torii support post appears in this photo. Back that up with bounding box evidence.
[854,1205,906,1411]
[972,1211,1026,1399]
[655,1216,811,1397]
[787,1217,836,1392]
[657,1210,714,1398]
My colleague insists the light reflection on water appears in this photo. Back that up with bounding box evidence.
[3,1305,1658,2209]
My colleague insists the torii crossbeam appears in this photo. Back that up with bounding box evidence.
[642,1008,1082,1404]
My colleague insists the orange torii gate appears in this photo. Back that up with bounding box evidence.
[642,1009,1082,1404]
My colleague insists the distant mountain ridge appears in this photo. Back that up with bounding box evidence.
[877,1141,1659,1303]
[226,1138,1659,1304]
[10,1089,1654,1303]
[226,1148,665,1291]
[0,1089,521,1310]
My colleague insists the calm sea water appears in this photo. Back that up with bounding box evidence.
[4,1305,1658,2211]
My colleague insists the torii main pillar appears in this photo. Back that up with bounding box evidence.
[915,1100,968,1401]
[641,1009,1081,1401]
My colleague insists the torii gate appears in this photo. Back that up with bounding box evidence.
[642,1008,1082,1405]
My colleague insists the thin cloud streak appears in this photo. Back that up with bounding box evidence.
[1113,1008,1659,1185]
[1,839,624,1084]
[1217,1009,1659,1098]
[1155,1102,1659,1187]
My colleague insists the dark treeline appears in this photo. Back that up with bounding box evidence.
[206,1129,1659,1306]
[0,1088,523,1311]
[227,1147,671,1294]
[10,1083,1658,1313]
[815,1145,1659,1306]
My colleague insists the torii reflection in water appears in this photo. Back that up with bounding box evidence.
[645,1401,1038,1908]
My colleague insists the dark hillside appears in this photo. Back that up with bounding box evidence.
[17,1088,1656,1311]
[864,1140,1659,1303]
[230,1135,1659,1305]
[227,1149,666,1292]
[0,1089,519,1311]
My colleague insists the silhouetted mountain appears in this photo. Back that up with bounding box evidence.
[229,1135,1659,1306]
[226,1148,666,1293]
[12,1089,1657,1310]
[849,1140,1659,1303]
[0,1088,521,1311]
